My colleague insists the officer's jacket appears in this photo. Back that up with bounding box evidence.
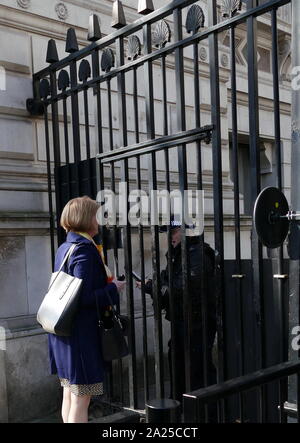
[145,236,216,332]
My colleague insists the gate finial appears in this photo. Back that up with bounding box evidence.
[111,0,126,29]
[46,39,59,64]
[65,28,79,53]
[138,0,154,15]
[88,14,101,42]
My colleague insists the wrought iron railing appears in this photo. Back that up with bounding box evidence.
[183,359,300,423]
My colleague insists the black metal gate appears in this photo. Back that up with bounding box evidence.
[28,0,300,423]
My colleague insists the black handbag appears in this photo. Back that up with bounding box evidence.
[96,291,129,362]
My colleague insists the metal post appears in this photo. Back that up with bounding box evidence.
[247,0,265,376]
[288,0,300,417]
[173,6,192,396]
[207,0,226,384]
[115,35,138,409]
[143,22,165,399]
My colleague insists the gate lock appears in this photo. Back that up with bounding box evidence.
[253,186,298,250]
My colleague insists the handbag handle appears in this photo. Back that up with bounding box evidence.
[48,243,77,291]
[58,243,77,272]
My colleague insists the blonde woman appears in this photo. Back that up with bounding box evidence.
[48,196,125,423]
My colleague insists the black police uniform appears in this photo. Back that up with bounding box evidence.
[145,236,217,402]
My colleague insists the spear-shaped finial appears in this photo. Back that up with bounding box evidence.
[46,39,59,64]
[65,28,79,53]
[111,0,126,29]
[87,14,102,42]
[138,0,154,15]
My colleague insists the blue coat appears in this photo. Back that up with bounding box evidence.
[48,231,119,385]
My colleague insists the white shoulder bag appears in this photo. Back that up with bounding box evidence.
[37,244,83,336]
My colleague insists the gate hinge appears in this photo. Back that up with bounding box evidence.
[26,98,44,116]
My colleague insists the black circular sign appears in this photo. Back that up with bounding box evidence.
[253,187,289,249]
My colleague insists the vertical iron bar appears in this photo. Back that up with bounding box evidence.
[193,38,211,419]
[220,398,226,423]
[161,55,168,137]
[247,0,265,378]
[62,96,70,165]
[238,391,244,423]
[107,79,119,276]
[107,80,114,152]
[230,24,244,379]
[82,87,92,198]
[69,60,80,203]
[183,395,200,423]
[36,72,55,268]
[136,154,150,404]
[106,77,123,403]
[92,47,107,257]
[109,77,125,402]
[133,69,139,144]
[279,378,287,423]
[193,41,202,191]
[92,47,105,222]
[259,384,267,422]
[270,11,289,422]
[92,47,106,246]
[92,48,115,401]
[83,88,91,160]
[49,69,63,245]
[271,9,282,193]
[173,6,192,396]
[208,0,226,383]
[270,9,286,375]
[133,66,150,403]
[193,38,209,392]
[116,35,138,408]
[161,51,178,400]
[69,60,81,164]
[92,48,117,402]
[217,400,222,423]
[92,49,103,159]
[61,93,71,212]
[143,22,165,399]
[43,102,55,270]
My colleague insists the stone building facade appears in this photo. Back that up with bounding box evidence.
[0,0,293,422]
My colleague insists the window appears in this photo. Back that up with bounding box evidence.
[229,136,277,215]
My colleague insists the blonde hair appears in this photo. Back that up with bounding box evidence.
[60,196,100,233]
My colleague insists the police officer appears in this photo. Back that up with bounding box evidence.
[136,217,217,406]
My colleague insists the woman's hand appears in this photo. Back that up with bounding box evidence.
[112,278,126,293]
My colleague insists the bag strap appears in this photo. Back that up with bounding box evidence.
[47,244,77,291]
[57,243,77,273]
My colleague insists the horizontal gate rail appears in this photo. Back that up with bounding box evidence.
[33,0,290,84]
[97,126,213,163]
[183,360,300,423]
